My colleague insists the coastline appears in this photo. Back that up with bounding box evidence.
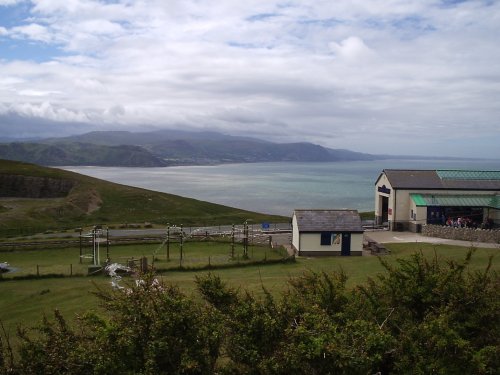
[62,159,500,217]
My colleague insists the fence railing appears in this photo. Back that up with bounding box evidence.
[0,222,292,239]
[0,252,294,280]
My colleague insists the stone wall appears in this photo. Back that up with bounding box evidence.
[422,224,500,244]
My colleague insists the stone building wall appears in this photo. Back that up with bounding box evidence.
[422,224,500,244]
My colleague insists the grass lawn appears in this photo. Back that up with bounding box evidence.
[0,240,285,278]
[0,241,498,348]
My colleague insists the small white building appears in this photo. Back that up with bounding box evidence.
[292,209,364,256]
[375,169,500,232]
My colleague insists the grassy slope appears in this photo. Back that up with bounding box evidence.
[0,159,287,232]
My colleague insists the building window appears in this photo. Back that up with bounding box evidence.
[320,232,331,245]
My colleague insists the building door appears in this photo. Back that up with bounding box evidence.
[341,233,351,256]
[379,196,389,224]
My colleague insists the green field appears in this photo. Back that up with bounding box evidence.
[1,240,498,347]
[0,240,285,278]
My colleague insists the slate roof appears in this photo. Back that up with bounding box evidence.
[381,169,500,190]
[293,209,363,232]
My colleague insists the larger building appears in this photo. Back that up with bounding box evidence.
[374,169,500,232]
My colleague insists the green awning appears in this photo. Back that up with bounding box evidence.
[410,194,428,206]
[410,193,500,209]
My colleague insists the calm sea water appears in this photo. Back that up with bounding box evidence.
[63,159,500,216]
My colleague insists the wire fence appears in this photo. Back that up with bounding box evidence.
[0,235,292,280]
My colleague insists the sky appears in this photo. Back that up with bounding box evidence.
[0,0,499,158]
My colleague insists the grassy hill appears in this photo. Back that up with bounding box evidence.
[0,159,287,235]
[0,142,168,167]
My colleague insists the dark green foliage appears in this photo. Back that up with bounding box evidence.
[0,322,15,375]
[11,275,222,375]
[1,252,498,374]
[89,275,222,374]
[197,275,290,374]
[274,271,394,374]
[357,251,500,374]
[16,310,96,375]
[196,271,393,374]
[196,273,238,312]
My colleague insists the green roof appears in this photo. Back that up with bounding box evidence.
[436,170,500,180]
[410,193,500,209]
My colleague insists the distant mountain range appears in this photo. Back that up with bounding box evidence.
[0,129,458,167]
[0,142,167,167]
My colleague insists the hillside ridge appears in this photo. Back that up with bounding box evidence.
[1,130,375,167]
[0,159,286,234]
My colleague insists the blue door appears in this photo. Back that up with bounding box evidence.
[341,233,351,256]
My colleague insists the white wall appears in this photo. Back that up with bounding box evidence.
[350,233,363,253]
[292,214,300,251]
[374,174,392,221]
[300,232,342,253]
[299,232,363,254]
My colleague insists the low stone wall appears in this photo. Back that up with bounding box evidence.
[422,224,500,244]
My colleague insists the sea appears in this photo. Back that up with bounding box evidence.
[63,159,500,217]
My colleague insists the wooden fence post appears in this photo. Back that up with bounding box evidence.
[231,224,235,258]
[180,224,184,261]
[166,224,170,261]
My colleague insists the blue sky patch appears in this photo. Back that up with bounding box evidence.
[246,13,280,22]
[0,38,64,63]
[0,2,64,62]
[227,41,259,49]
[298,18,344,28]
[0,2,31,29]
[392,15,436,33]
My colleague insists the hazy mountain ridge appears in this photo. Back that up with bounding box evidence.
[0,142,168,167]
[46,129,376,165]
[0,129,466,167]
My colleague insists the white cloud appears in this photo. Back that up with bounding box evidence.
[5,101,89,123]
[18,89,62,96]
[329,36,375,61]
[10,23,52,42]
[0,0,499,157]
